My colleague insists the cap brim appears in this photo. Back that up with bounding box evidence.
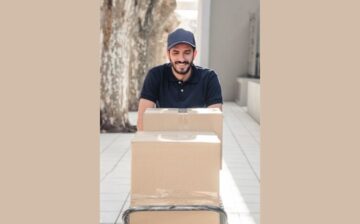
[168,41,196,50]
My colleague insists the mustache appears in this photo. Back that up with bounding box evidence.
[174,61,190,65]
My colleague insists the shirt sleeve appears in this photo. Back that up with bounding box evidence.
[140,68,160,103]
[205,71,223,106]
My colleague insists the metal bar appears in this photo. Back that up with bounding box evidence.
[122,204,228,224]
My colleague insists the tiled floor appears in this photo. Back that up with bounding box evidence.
[100,102,260,224]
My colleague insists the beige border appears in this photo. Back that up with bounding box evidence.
[0,1,99,223]
[2,0,360,224]
[261,0,360,224]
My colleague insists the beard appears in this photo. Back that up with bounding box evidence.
[170,59,193,75]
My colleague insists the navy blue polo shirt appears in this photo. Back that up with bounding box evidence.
[140,63,223,108]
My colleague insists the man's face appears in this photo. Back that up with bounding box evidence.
[168,43,197,75]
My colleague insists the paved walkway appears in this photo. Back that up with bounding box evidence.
[100,102,260,224]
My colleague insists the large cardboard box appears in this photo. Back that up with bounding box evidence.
[130,131,221,224]
[131,131,221,197]
[143,108,223,167]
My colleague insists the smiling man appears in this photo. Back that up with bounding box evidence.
[137,28,223,131]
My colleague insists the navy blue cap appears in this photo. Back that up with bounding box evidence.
[167,28,196,50]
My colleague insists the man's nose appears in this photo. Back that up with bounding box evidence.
[178,53,186,61]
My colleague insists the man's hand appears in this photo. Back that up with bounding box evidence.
[208,103,223,111]
[137,98,156,131]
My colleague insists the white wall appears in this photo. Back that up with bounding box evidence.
[207,0,260,101]
[197,0,211,68]
[247,79,260,123]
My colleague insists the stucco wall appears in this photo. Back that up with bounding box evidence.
[208,0,259,101]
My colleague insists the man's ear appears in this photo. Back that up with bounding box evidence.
[166,50,170,61]
[193,49,198,59]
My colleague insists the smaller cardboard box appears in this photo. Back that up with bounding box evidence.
[143,108,223,167]
[129,208,221,224]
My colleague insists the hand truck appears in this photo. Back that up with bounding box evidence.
[122,204,228,224]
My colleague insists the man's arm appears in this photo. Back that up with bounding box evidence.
[205,71,223,110]
[208,103,223,111]
[137,98,156,131]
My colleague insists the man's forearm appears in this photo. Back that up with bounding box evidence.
[137,98,156,131]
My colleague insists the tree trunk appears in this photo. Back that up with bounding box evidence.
[100,0,136,132]
[100,0,178,131]
[127,0,179,111]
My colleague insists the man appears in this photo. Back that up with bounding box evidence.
[137,28,223,131]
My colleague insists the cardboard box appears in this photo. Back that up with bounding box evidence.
[129,210,220,224]
[143,108,223,167]
[130,131,222,224]
[131,131,221,197]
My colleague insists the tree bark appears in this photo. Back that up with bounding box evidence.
[127,0,179,111]
[100,0,178,132]
[100,0,136,132]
